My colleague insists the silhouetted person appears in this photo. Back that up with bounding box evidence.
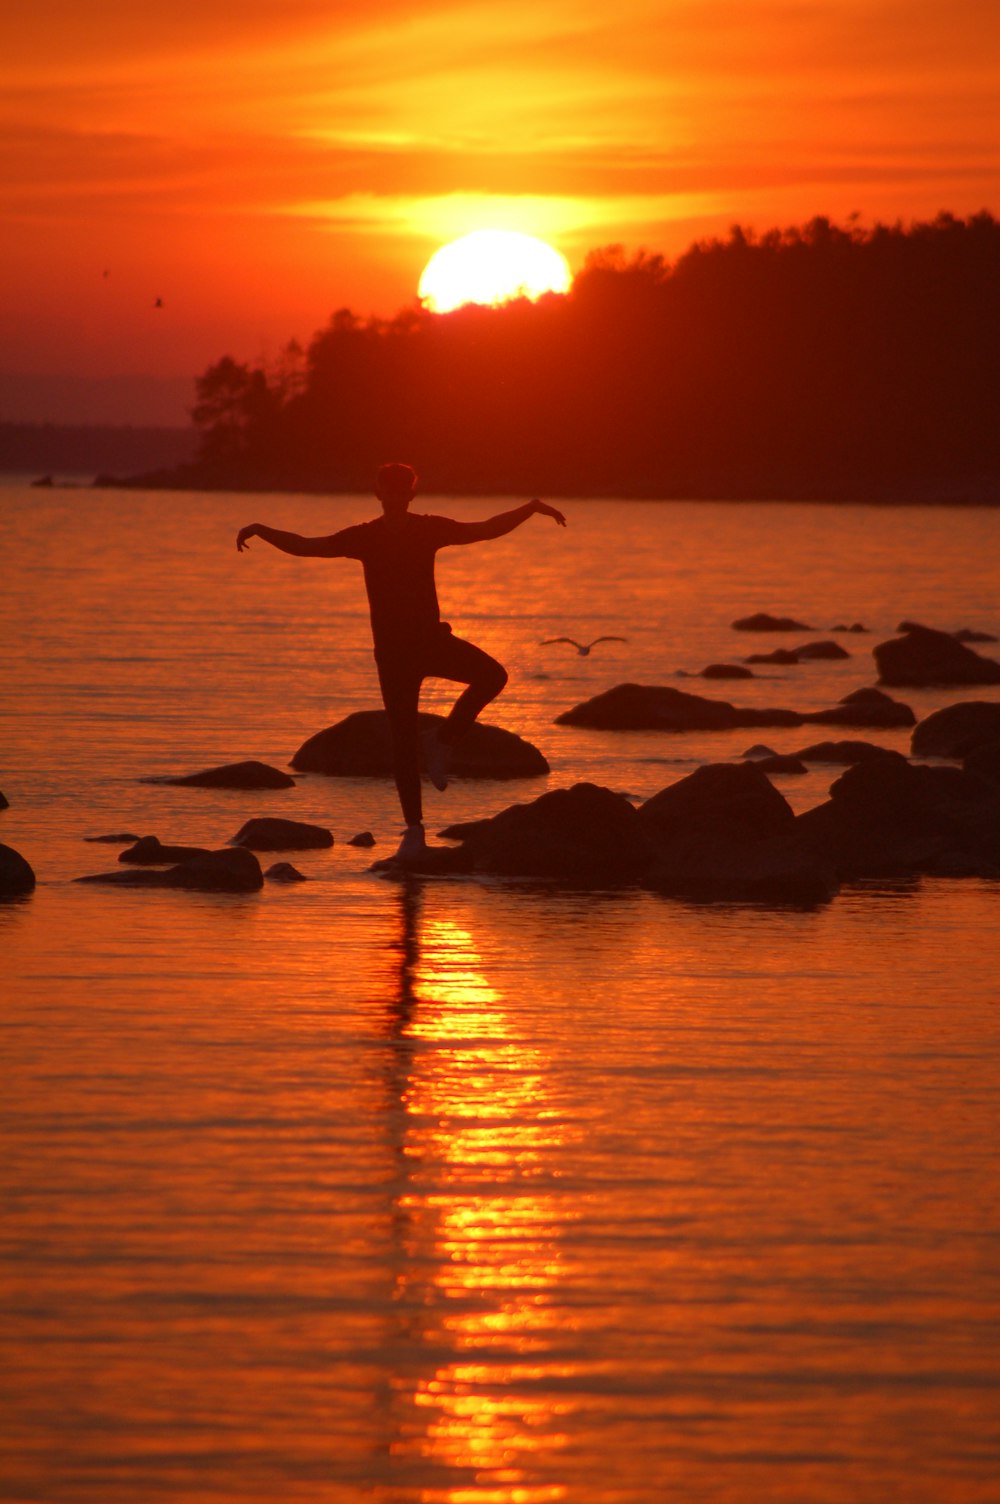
[237,463,566,859]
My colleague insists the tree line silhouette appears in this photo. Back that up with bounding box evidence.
[163,212,998,500]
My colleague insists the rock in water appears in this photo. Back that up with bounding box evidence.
[803,690,915,729]
[732,612,812,631]
[0,790,8,810]
[555,684,804,730]
[744,648,801,665]
[347,831,376,847]
[84,832,141,844]
[0,843,35,897]
[456,783,651,882]
[793,640,851,660]
[638,762,795,844]
[795,740,907,765]
[230,818,333,850]
[700,663,754,679]
[265,862,309,882]
[911,701,1000,758]
[291,711,548,779]
[148,760,296,789]
[77,847,263,892]
[874,625,1000,687]
[119,836,211,864]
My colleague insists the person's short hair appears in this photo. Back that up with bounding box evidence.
[375,462,418,505]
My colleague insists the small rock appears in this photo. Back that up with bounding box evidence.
[732,612,812,631]
[0,790,8,811]
[146,760,296,789]
[830,623,869,633]
[700,663,754,679]
[744,648,801,665]
[230,817,333,851]
[84,832,141,844]
[265,862,309,882]
[347,831,376,847]
[755,754,808,774]
[795,740,908,765]
[556,684,804,731]
[119,836,211,864]
[793,640,851,661]
[77,847,263,892]
[954,627,998,644]
[0,843,35,898]
[742,744,778,759]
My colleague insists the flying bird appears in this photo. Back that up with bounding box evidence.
[153,297,163,308]
[540,636,628,657]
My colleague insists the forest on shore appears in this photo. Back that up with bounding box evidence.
[123,212,998,501]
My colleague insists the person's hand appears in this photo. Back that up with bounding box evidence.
[236,524,259,552]
[532,499,567,527]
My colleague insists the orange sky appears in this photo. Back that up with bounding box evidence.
[1,0,997,421]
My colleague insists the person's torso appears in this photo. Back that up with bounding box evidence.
[355,513,450,655]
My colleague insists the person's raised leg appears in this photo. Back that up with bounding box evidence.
[422,633,508,790]
[377,658,426,857]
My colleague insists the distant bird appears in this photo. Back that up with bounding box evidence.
[153,297,163,308]
[540,635,628,657]
[102,268,110,278]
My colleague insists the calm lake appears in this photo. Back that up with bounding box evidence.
[3,489,999,1504]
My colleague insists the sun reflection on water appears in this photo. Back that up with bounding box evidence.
[381,882,578,1502]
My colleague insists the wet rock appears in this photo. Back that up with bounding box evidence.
[84,832,141,844]
[795,640,851,661]
[77,847,263,892]
[456,783,651,882]
[555,683,804,731]
[637,765,834,904]
[742,744,778,759]
[796,755,1000,879]
[755,754,808,774]
[347,831,376,847]
[265,861,309,882]
[732,612,812,631]
[119,836,211,864]
[911,701,1000,758]
[639,762,795,845]
[0,790,8,811]
[0,843,35,898]
[874,625,1000,687]
[830,623,869,633]
[954,627,998,644]
[292,711,548,779]
[230,817,333,851]
[795,740,908,766]
[438,816,493,842]
[803,689,915,729]
[898,620,997,643]
[147,760,296,789]
[700,663,754,679]
[744,648,801,665]
[964,740,1000,787]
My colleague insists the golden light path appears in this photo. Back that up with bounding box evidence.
[382,886,580,1501]
[419,230,572,314]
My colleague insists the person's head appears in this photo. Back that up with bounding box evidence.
[375,462,418,516]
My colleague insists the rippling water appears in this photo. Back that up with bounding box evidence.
[3,489,999,1503]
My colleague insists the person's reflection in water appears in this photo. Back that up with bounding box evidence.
[376,877,579,1503]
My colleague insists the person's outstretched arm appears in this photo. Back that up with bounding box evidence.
[444,499,566,545]
[236,523,354,557]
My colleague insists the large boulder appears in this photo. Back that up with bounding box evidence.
[964,741,1000,788]
[119,836,211,864]
[898,619,997,644]
[555,683,804,730]
[793,640,851,661]
[638,762,794,844]
[911,701,1000,758]
[732,612,812,631]
[796,755,1000,879]
[147,760,296,789]
[292,711,548,779]
[230,817,333,851]
[874,625,1000,687]
[0,843,35,898]
[77,847,263,892]
[744,648,801,665]
[456,783,651,882]
[637,764,835,904]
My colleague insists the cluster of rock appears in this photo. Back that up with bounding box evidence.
[556,683,915,732]
[76,815,339,892]
[402,701,1000,898]
[731,613,868,633]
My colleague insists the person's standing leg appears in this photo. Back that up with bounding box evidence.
[376,657,426,852]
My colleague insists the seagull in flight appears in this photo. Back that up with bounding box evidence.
[540,635,628,657]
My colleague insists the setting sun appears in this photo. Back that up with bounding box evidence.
[419,229,572,314]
